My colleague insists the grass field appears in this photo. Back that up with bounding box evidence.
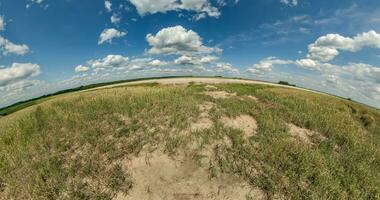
[0,80,379,199]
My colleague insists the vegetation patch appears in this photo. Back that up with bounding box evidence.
[0,81,379,199]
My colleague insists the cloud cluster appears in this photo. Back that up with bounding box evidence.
[280,0,298,6]
[214,62,239,73]
[307,30,380,62]
[129,0,220,20]
[247,30,380,108]
[98,28,126,45]
[146,25,218,55]
[0,63,41,87]
[0,36,30,56]
[74,65,90,73]
[0,16,30,56]
[247,57,293,74]
[111,14,121,24]
[105,1,112,12]
[89,55,130,69]
[174,55,218,65]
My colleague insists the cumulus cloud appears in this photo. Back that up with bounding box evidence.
[307,30,380,62]
[174,55,218,65]
[342,63,380,83]
[280,0,298,6]
[146,25,218,55]
[74,65,90,73]
[111,14,121,24]
[0,16,5,31]
[129,0,221,19]
[247,57,293,74]
[0,63,41,87]
[89,55,130,69]
[295,58,319,70]
[214,62,239,73]
[149,59,168,67]
[105,1,112,12]
[0,36,30,55]
[98,28,126,44]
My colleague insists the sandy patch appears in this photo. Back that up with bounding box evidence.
[190,118,213,132]
[204,85,218,91]
[116,151,266,200]
[204,91,237,99]
[221,115,258,139]
[190,102,215,132]
[245,95,259,101]
[287,123,326,145]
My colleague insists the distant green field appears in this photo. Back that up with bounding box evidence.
[0,76,206,116]
[0,80,379,199]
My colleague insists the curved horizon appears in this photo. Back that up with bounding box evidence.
[1,0,380,108]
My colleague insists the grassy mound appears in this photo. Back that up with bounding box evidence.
[0,82,379,199]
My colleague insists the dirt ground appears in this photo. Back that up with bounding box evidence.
[115,151,266,200]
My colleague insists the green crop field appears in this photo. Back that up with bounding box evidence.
[0,79,379,199]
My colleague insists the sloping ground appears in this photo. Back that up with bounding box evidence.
[0,81,380,199]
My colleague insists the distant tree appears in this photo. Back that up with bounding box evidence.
[278,81,296,87]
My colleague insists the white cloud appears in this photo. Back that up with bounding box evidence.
[98,28,126,45]
[295,58,319,70]
[27,0,48,9]
[342,63,380,83]
[89,55,130,68]
[214,62,239,73]
[129,0,220,19]
[149,59,168,67]
[74,65,90,73]
[0,36,30,55]
[308,30,380,62]
[247,57,293,74]
[0,63,41,87]
[32,0,43,4]
[111,14,121,24]
[0,16,5,31]
[280,0,298,6]
[174,55,218,65]
[146,25,218,55]
[105,1,112,12]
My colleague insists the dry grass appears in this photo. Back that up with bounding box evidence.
[0,82,379,199]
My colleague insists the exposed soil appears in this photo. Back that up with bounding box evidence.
[116,151,266,200]
[287,123,326,145]
[204,85,218,91]
[245,95,259,101]
[221,115,258,139]
[190,102,215,132]
[204,91,237,99]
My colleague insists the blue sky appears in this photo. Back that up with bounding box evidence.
[1,0,380,108]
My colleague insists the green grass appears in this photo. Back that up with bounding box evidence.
[0,82,379,199]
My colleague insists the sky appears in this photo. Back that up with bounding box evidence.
[0,0,380,109]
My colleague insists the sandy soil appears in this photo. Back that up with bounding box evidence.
[204,91,237,99]
[116,151,266,200]
[287,123,326,145]
[190,102,215,131]
[221,115,258,139]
